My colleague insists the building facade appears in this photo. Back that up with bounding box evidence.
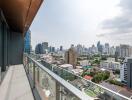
[104,43,110,55]
[65,48,77,68]
[120,44,130,58]
[60,46,63,51]
[97,41,103,54]
[0,0,42,81]
[100,61,120,70]
[120,57,132,89]
[35,43,43,54]
[24,30,31,54]
[42,42,48,53]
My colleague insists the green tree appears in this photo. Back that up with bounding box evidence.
[114,69,120,74]
[91,71,110,83]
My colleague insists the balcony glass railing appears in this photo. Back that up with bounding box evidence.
[23,54,130,100]
[23,54,94,100]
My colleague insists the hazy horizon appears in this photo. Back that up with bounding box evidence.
[31,0,132,49]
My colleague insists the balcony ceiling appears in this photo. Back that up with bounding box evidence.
[0,0,43,33]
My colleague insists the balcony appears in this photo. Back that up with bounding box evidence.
[0,0,132,99]
[0,65,34,100]
[0,53,131,100]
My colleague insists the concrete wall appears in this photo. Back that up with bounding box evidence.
[0,30,1,81]
[0,16,5,71]
[0,20,2,68]
[0,11,24,72]
[9,32,24,65]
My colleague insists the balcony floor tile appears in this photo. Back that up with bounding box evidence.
[0,64,34,100]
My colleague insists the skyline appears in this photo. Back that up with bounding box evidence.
[31,0,132,49]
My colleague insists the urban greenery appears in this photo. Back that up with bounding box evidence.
[113,69,120,74]
[101,55,107,60]
[81,71,95,77]
[108,79,124,87]
[91,71,110,83]
[81,70,110,83]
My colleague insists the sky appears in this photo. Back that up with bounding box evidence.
[31,0,132,49]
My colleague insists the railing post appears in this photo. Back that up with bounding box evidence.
[37,67,39,83]
[0,67,1,83]
[33,62,36,88]
[27,58,29,74]
[56,82,60,100]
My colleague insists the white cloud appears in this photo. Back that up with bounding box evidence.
[31,0,121,48]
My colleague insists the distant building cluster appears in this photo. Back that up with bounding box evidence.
[71,41,132,59]
[35,42,58,54]
[35,41,132,90]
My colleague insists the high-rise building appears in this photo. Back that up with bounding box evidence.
[35,43,43,54]
[60,46,63,51]
[109,46,116,56]
[52,47,55,52]
[91,45,98,54]
[115,46,120,56]
[115,46,120,61]
[49,46,55,53]
[97,41,103,54]
[120,57,132,89]
[49,46,52,52]
[76,44,83,55]
[104,43,109,55]
[24,30,31,54]
[129,46,132,57]
[97,41,100,49]
[71,44,75,48]
[42,42,48,53]
[120,44,130,58]
[65,47,77,68]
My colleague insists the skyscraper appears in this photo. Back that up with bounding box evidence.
[91,45,98,54]
[115,46,120,56]
[48,46,55,53]
[76,44,83,55]
[24,30,31,54]
[35,43,43,54]
[42,42,48,53]
[104,43,109,55]
[65,47,77,68]
[120,44,130,58]
[109,46,116,56]
[60,46,63,51]
[97,41,103,54]
[52,47,55,52]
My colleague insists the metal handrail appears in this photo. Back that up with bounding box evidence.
[52,64,130,100]
[25,54,131,100]
[25,54,95,100]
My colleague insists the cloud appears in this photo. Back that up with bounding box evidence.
[101,0,132,36]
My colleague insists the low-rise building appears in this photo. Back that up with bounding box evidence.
[71,69,83,75]
[79,60,89,66]
[76,66,83,69]
[59,64,73,71]
[84,75,93,80]
[100,61,120,70]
